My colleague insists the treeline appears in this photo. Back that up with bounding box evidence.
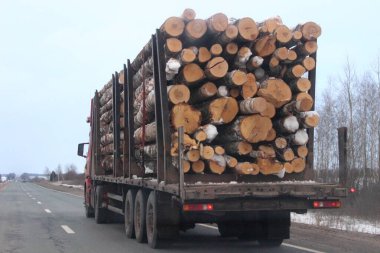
[314,57,380,190]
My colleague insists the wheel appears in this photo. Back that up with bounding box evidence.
[134,190,147,243]
[217,222,243,237]
[124,189,136,238]
[84,184,94,218]
[94,185,107,224]
[258,239,283,247]
[146,191,159,248]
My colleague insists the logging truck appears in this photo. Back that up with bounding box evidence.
[77,9,347,248]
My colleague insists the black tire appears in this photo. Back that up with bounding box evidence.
[94,185,107,224]
[258,239,283,247]
[146,191,159,248]
[134,190,147,243]
[217,222,243,237]
[84,185,94,218]
[124,189,136,238]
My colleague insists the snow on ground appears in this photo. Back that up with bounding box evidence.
[292,212,380,235]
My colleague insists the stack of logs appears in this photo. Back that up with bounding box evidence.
[98,9,321,178]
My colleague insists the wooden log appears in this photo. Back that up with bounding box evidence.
[239,97,267,114]
[273,47,288,61]
[189,82,217,104]
[260,101,276,118]
[166,58,182,81]
[133,57,154,89]
[210,43,223,57]
[199,124,218,142]
[289,129,309,145]
[254,34,277,57]
[205,57,229,80]
[100,110,113,124]
[100,87,113,107]
[193,129,207,142]
[177,48,197,64]
[294,22,321,41]
[277,148,295,162]
[220,70,247,86]
[165,38,183,57]
[299,111,320,128]
[241,73,258,99]
[295,145,308,158]
[286,64,306,79]
[284,162,294,173]
[161,17,185,37]
[216,24,238,44]
[167,84,191,104]
[295,41,318,56]
[184,19,208,42]
[229,87,240,98]
[224,141,253,155]
[99,80,112,97]
[101,156,113,170]
[257,78,292,108]
[207,155,226,174]
[251,163,260,175]
[249,145,276,159]
[246,56,264,72]
[235,17,259,42]
[276,115,299,133]
[295,92,314,112]
[224,42,239,59]
[224,155,238,168]
[207,13,228,34]
[171,103,201,134]
[170,132,198,156]
[214,146,225,155]
[274,25,292,44]
[101,132,124,146]
[298,56,316,71]
[235,47,252,69]
[234,162,254,175]
[274,137,288,149]
[134,90,155,128]
[285,49,298,63]
[141,144,158,158]
[100,98,113,115]
[218,115,272,143]
[177,63,205,85]
[265,128,277,141]
[197,97,238,125]
[292,157,306,173]
[257,158,284,175]
[198,47,212,64]
[134,122,156,144]
[217,85,229,97]
[254,68,267,82]
[200,145,215,160]
[289,78,311,93]
[130,39,152,72]
[185,150,200,162]
[181,8,196,22]
[172,157,191,172]
[258,16,283,33]
[191,160,205,173]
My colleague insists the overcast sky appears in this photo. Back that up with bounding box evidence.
[0,0,379,175]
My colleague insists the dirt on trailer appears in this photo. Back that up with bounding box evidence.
[35,180,83,197]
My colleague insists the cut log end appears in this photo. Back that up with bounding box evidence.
[171,103,201,134]
[208,97,238,124]
[292,157,306,173]
[181,8,196,22]
[192,160,205,173]
[205,57,229,80]
[210,43,223,56]
[186,150,200,162]
[300,22,322,40]
[257,158,284,175]
[200,145,215,160]
[166,38,183,55]
[168,84,190,104]
[258,78,292,108]
[241,73,258,99]
[207,13,228,33]
[296,145,308,158]
[162,17,185,37]
[236,17,259,41]
[185,19,207,41]
[240,115,273,143]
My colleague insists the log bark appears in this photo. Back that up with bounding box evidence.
[254,68,267,82]
[224,155,238,168]
[134,122,156,144]
[160,17,185,37]
[191,160,205,173]
[216,24,238,44]
[199,124,218,142]
[217,115,272,143]
[257,78,292,108]
[235,17,259,41]
[204,57,229,80]
[101,132,124,146]
[229,87,240,98]
[189,82,217,104]
[241,73,258,99]
[197,97,238,125]
[184,19,208,43]
[207,13,228,34]
[207,155,226,174]
[217,85,229,97]
[247,56,264,72]
[235,47,252,69]
[166,58,182,81]
[239,97,267,114]
[289,129,309,145]
[224,141,253,155]
[275,115,299,133]
[100,110,113,124]
[133,57,154,89]
[254,34,277,57]
[172,158,191,173]
[171,103,202,134]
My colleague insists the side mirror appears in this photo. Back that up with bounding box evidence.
[77,143,89,158]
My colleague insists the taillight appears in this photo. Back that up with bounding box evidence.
[183,203,214,211]
[312,200,341,209]
[350,187,356,193]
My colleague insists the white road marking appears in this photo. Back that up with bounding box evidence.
[283,243,326,253]
[44,209,52,213]
[198,224,326,253]
[37,201,42,205]
[61,225,75,234]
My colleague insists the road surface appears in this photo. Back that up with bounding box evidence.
[0,182,379,253]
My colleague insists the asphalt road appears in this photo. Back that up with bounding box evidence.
[0,182,379,253]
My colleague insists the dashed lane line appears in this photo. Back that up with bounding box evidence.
[197,224,326,253]
[37,201,42,205]
[44,209,52,214]
[61,225,75,234]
